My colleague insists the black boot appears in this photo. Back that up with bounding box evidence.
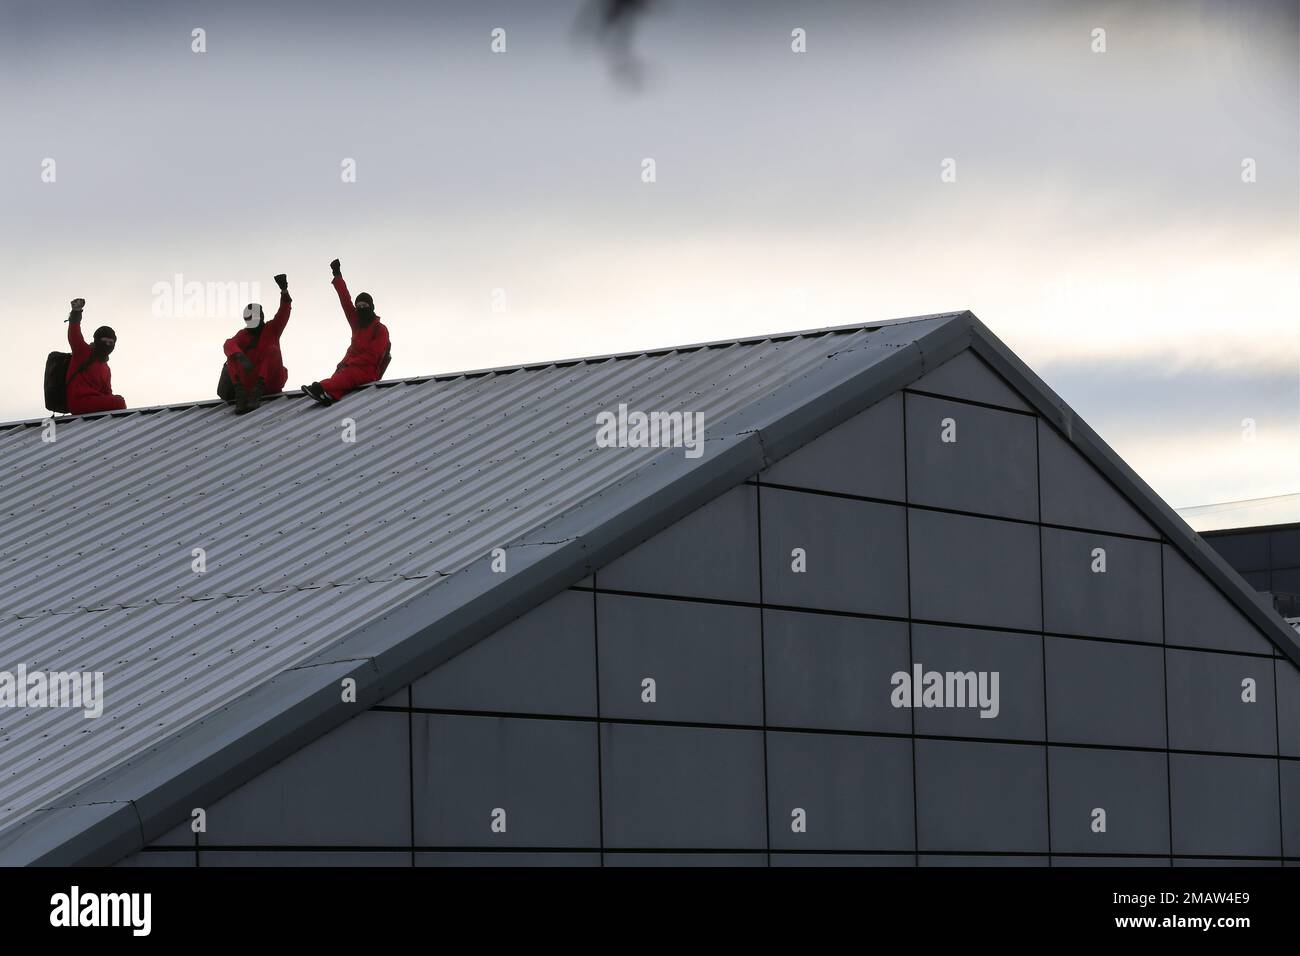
[236,383,263,415]
[300,382,333,406]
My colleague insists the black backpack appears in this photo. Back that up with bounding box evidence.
[44,351,95,414]
[44,352,72,413]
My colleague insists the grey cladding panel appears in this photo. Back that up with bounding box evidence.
[762,610,911,734]
[1204,532,1270,573]
[909,625,1044,741]
[771,854,915,867]
[412,715,599,848]
[149,821,194,848]
[603,853,766,867]
[1244,570,1272,591]
[1169,754,1280,857]
[115,851,195,867]
[910,349,1031,412]
[905,393,1038,521]
[1273,567,1300,601]
[597,486,759,603]
[1051,856,1170,867]
[378,689,408,708]
[202,851,410,866]
[1282,761,1300,858]
[920,854,1047,867]
[202,711,409,847]
[596,594,762,725]
[1273,528,1300,566]
[1165,649,1277,756]
[1163,546,1273,655]
[1041,528,1162,642]
[1037,422,1156,538]
[411,589,596,716]
[766,731,914,851]
[1277,658,1300,758]
[1174,858,1281,867]
[416,852,600,867]
[1044,637,1166,748]
[908,510,1042,631]
[1047,748,1170,855]
[600,724,765,849]
[915,740,1048,853]
[761,394,906,501]
[761,488,908,616]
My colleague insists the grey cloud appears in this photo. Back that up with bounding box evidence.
[1037,354,1300,438]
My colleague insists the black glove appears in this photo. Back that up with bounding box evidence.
[329,259,341,279]
[236,353,254,372]
[67,298,85,322]
[273,274,288,292]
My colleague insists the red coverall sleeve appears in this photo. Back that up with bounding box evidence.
[266,290,292,337]
[332,276,358,330]
[67,316,90,363]
[222,333,243,359]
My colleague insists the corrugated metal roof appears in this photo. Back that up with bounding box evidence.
[0,316,954,835]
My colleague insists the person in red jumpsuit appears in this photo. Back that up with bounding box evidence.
[65,298,126,414]
[301,258,390,406]
[223,274,292,414]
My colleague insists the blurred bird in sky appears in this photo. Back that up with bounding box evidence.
[575,0,661,88]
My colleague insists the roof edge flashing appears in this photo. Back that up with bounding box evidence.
[965,321,1300,666]
[0,801,143,868]
[0,658,386,865]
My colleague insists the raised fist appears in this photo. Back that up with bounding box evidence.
[70,298,85,311]
[329,259,341,279]
[273,274,288,291]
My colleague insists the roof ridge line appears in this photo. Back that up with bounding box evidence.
[0,313,970,431]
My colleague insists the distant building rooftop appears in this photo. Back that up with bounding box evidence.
[1201,520,1300,619]
[1177,492,1300,533]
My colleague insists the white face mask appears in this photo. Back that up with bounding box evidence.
[242,304,264,329]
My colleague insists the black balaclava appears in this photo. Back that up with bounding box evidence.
[355,292,375,327]
[91,326,117,360]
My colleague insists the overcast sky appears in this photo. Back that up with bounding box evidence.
[1,0,1296,521]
